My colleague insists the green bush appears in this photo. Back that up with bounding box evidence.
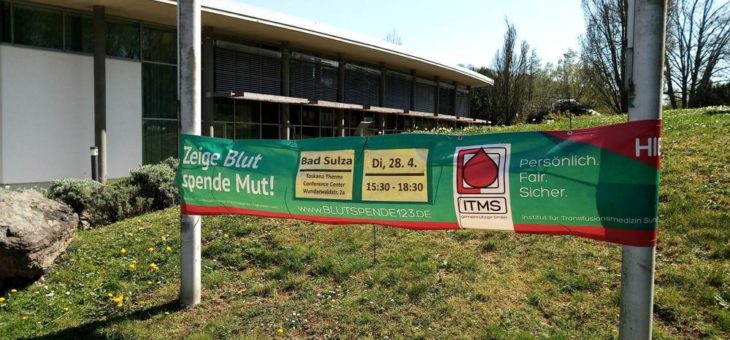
[130,162,178,210]
[45,159,180,227]
[162,157,179,172]
[87,178,150,226]
[46,178,103,214]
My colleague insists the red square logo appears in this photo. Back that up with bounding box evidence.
[456,146,507,194]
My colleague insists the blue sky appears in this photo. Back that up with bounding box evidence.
[237,0,585,68]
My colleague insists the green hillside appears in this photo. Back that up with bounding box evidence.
[1,107,728,339]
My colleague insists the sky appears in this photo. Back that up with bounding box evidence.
[237,0,585,68]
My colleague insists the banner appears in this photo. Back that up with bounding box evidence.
[177,120,660,246]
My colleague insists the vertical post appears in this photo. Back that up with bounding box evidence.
[337,55,346,137]
[202,27,215,137]
[466,85,472,118]
[281,43,291,140]
[90,147,99,182]
[451,81,458,117]
[620,0,665,339]
[434,76,440,116]
[178,0,202,308]
[93,6,107,184]
[409,70,416,112]
[378,62,386,134]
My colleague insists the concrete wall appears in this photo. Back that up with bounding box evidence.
[106,59,143,179]
[0,45,142,185]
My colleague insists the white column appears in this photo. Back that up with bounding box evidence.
[620,0,666,338]
[178,0,202,308]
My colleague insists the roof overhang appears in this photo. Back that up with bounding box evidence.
[27,0,492,87]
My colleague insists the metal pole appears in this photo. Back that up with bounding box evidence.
[620,0,666,338]
[90,147,99,182]
[281,43,291,140]
[93,6,107,184]
[178,0,202,308]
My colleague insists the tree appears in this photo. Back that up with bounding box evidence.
[488,21,534,125]
[580,0,629,113]
[384,28,403,46]
[665,0,730,108]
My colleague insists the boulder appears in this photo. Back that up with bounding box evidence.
[0,190,76,278]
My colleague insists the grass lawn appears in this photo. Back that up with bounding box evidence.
[0,107,728,339]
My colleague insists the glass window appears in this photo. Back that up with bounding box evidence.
[290,106,302,125]
[320,128,336,137]
[13,4,63,49]
[64,12,93,53]
[320,109,335,127]
[142,26,176,64]
[302,107,318,125]
[261,102,279,124]
[143,120,178,164]
[1,2,10,43]
[107,20,139,59]
[235,124,259,139]
[302,127,320,139]
[213,98,234,122]
[236,101,260,123]
[262,125,280,139]
[143,63,177,119]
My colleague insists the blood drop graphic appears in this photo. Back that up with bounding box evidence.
[463,149,498,188]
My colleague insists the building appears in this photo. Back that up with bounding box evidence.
[0,0,492,186]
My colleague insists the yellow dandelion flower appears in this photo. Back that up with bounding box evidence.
[148,247,155,253]
[107,293,113,298]
[149,263,159,271]
[111,294,124,307]
[22,316,28,320]
[10,289,17,293]
[63,307,69,312]
[128,263,136,270]
[161,236,167,242]
[0,297,5,303]
[223,233,229,239]
[165,246,172,252]
[120,248,127,254]
[277,328,284,334]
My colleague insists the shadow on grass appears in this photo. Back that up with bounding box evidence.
[22,300,184,340]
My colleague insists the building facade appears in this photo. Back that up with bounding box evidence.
[0,0,491,185]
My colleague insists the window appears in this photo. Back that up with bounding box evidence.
[213,46,281,95]
[143,63,177,119]
[12,4,62,49]
[142,26,175,63]
[143,120,178,165]
[1,2,10,43]
[414,79,436,113]
[344,65,380,106]
[107,20,139,59]
[64,12,92,53]
[143,63,178,164]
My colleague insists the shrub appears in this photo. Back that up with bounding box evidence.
[87,178,150,226]
[162,157,179,172]
[46,178,103,214]
[47,159,180,227]
[130,163,178,210]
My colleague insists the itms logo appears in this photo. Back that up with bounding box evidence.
[453,144,514,231]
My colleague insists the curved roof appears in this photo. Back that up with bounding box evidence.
[28,0,492,87]
[200,0,492,87]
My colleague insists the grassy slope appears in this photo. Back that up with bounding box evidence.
[0,108,728,339]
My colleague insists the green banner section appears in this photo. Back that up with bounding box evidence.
[177,120,661,246]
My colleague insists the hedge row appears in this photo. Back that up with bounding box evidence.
[46,158,179,228]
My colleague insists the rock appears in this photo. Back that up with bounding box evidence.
[0,190,77,279]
